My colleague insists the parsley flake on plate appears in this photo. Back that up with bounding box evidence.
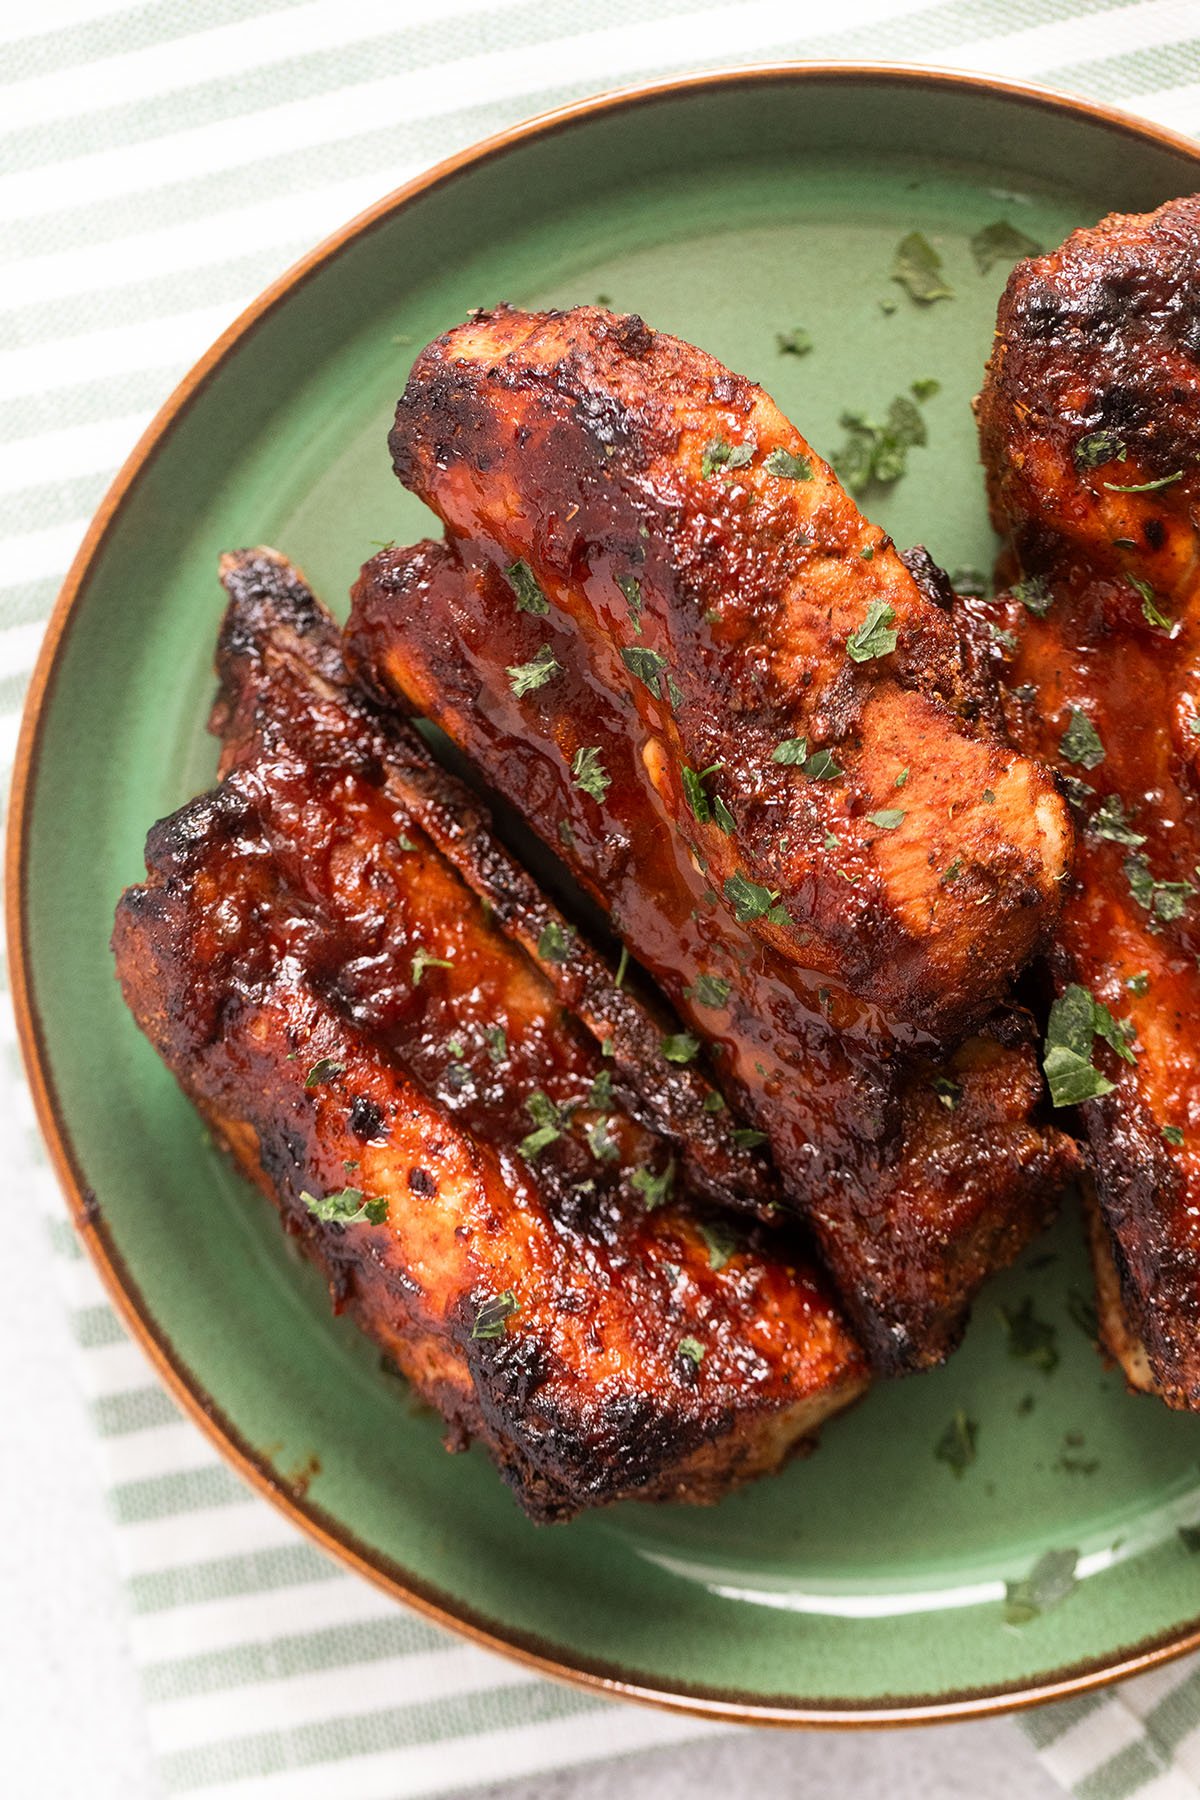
[970,219,1041,273]
[834,395,927,493]
[891,230,954,303]
[1004,1548,1078,1626]
[776,327,813,357]
[632,1160,675,1210]
[935,1409,977,1477]
[998,1297,1059,1374]
[1089,794,1145,846]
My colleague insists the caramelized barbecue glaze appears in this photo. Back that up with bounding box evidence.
[348,310,1081,1372]
[974,195,1200,1407]
[387,304,1071,1036]
[113,550,867,1520]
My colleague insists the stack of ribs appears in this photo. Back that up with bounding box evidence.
[126,255,1200,1522]
[970,194,1200,1409]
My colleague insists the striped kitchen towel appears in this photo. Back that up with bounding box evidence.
[4,2,1200,1796]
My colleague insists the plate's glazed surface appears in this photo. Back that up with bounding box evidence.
[13,66,1200,1722]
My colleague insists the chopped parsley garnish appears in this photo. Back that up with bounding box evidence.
[701,436,755,477]
[621,646,672,700]
[471,1291,520,1340]
[304,1057,345,1088]
[724,872,789,926]
[411,948,453,985]
[537,919,575,963]
[1042,983,1136,1108]
[772,736,809,764]
[519,1090,565,1160]
[949,564,989,596]
[1124,851,1194,921]
[866,808,905,830]
[1103,470,1182,493]
[846,599,899,663]
[731,1126,770,1150]
[686,973,731,1008]
[804,747,843,781]
[632,1160,675,1209]
[1004,1549,1078,1626]
[970,219,1041,273]
[570,744,610,802]
[1090,794,1145,846]
[507,643,561,696]
[485,1025,508,1064]
[702,1090,725,1114]
[681,760,724,825]
[301,1187,387,1226]
[661,1032,701,1064]
[587,1068,613,1111]
[764,447,813,481]
[698,1219,738,1270]
[931,1076,961,1111]
[616,572,643,634]
[677,1334,706,1365]
[1059,708,1105,769]
[1013,574,1053,617]
[834,395,927,493]
[506,559,549,614]
[1126,971,1150,996]
[1164,1124,1185,1147]
[614,944,629,988]
[585,1117,620,1161]
[896,767,910,788]
[911,376,941,402]
[712,794,736,833]
[935,1409,977,1477]
[397,834,416,852]
[891,230,954,302]
[776,327,813,357]
[1074,430,1126,471]
[1129,574,1172,629]
[998,1297,1059,1374]
[1179,1524,1200,1553]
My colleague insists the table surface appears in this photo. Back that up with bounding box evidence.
[2,1145,1065,1798]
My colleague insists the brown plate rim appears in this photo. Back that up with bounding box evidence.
[10,59,1200,1729]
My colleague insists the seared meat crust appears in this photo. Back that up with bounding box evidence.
[349,538,1078,1372]
[975,195,1200,1406]
[113,549,867,1520]
[387,304,1071,1037]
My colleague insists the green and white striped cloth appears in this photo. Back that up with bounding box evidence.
[5,3,1200,1796]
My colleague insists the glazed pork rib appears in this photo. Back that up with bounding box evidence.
[974,195,1200,1407]
[386,303,1071,1038]
[349,536,1078,1373]
[113,549,867,1520]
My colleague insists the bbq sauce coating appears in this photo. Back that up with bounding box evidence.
[388,304,1071,1037]
[974,194,1200,1407]
[349,539,1078,1373]
[113,549,867,1520]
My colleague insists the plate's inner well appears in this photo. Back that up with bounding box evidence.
[24,76,1200,1710]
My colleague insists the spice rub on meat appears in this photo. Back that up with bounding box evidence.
[973,194,1200,1407]
[112,549,867,1521]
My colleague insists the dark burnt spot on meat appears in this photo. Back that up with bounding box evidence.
[407,1165,434,1194]
[899,545,955,612]
[349,1095,386,1139]
[1144,517,1166,551]
[607,312,654,359]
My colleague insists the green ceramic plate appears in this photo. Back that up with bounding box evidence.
[15,65,1200,1725]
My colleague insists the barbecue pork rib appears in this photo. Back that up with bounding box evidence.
[349,536,1079,1373]
[974,194,1200,1407]
[385,303,1071,1039]
[113,549,867,1521]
